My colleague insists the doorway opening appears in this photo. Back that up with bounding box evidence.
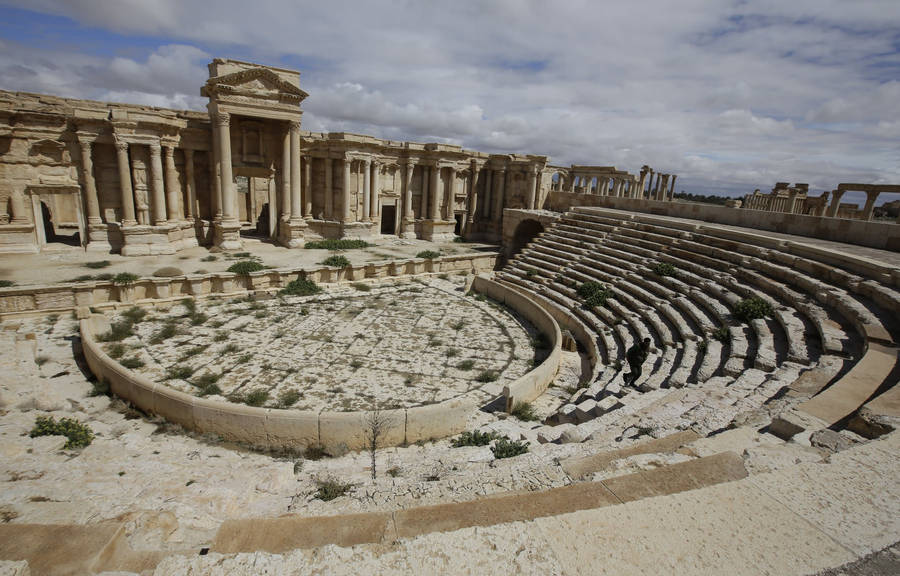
[454,213,464,235]
[380,205,396,234]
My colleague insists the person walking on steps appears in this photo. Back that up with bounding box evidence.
[623,338,651,385]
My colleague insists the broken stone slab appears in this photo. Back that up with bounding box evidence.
[537,423,574,444]
[574,399,598,423]
[595,395,624,415]
[769,408,829,441]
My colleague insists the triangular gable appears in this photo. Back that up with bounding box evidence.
[205,68,308,99]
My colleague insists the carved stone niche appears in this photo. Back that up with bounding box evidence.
[28,139,67,164]
[0,136,11,156]
[241,120,264,164]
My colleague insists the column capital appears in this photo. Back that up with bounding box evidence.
[149,141,162,155]
[114,138,129,152]
[215,111,231,126]
[162,143,176,157]
[288,119,301,132]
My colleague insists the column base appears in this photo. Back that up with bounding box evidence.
[0,223,38,254]
[421,220,457,242]
[120,224,180,256]
[214,220,243,251]
[399,217,417,239]
[85,223,112,253]
[282,218,308,248]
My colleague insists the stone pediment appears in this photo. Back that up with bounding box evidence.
[203,68,308,103]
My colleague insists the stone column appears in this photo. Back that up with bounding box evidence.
[324,157,334,219]
[658,174,670,201]
[404,160,415,219]
[9,189,28,224]
[281,127,291,221]
[526,167,537,209]
[569,174,576,193]
[78,138,102,225]
[482,167,492,219]
[149,142,167,225]
[210,120,222,219]
[342,157,352,222]
[787,190,799,214]
[371,160,380,219]
[216,113,236,222]
[446,166,456,219]
[163,145,182,221]
[826,190,843,217]
[184,149,195,220]
[289,121,302,223]
[862,190,879,221]
[303,157,313,218]
[468,161,479,223]
[668,175,677,200]
[114,139,137,226]
[430,164,441,220]
[492,168,506,221]
[362,158,371,221]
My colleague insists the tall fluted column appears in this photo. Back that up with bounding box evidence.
[149,142,167,225]
[342,157,352,222]
[324,158,333,219]
[114,139,136,225]
[216,112,236,221]
[446,166,456,219]
[371,160,380,219]
[420,166,429,217]
[430,164,441,220]
[482,167,493,219]
[163,145,181,221]
[9,189,28,224]
[362,158,371,221]
[492,168,506,221]
[526,167,537,209]
[468,161,479,223]
[281,126,291,221]
[404,160,415,218]
[862,190,879,221]
[184,149,195,220]
[289,121,302,223]
[78,138,101,224]
[303,157,312,218]
[210,121,222,219]
[668,175,677,200]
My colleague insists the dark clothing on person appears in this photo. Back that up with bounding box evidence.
[624,339,651,385]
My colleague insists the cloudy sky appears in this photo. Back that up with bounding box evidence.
[1,0,898,200]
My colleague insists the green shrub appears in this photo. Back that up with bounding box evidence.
[350,359,363,370]
[578,281,611,309]
[277,388,301,408]
[313,478,351,501]
[84,260,111,269]
[99,320,134,342]
[106,343,126,359]
[576,281,605,299]
[244,389,269,407]
[89,379,110,397]
[304,239,370,250]
[180,298,196,313]
[0,280,15,288]
[112,272,139,286]
[189,312,208,326]
[193,372,221,389]
[30,416,93,449]
[416,250,441,260]
[450,320,465,331]
[322,255,351,268]
[222,343,240,354]
[456,359,475,371]
[510,401,539,422]
[178,345,208,361]
[120,356,145,369]
[304,444,327,460]
[281,277,322,296]
[652,262,677,277]
[476,370,498,383]
[711,326,731,343]
[445,348,459,358]
[165,365,194,380]
[149,323,179,344]
[733,297,773,323]
[491,437,529,459]
[227,260,266,275]
[121,306,147,324]
[451,429,498,447]
[350,282,371,292]
[198,382,221,397]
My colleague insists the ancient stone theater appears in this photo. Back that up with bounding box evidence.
[0,59,897,574]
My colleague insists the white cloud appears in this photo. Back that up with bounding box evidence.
[1,0,898,196]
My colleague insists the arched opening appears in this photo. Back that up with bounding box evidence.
[509,219,545,260]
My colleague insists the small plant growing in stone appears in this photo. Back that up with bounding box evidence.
[322,255,351,268]
[277,388,301,408]
[351,282,371,292]
[149,322,179,344]
[99,320,134,342]
[237,353,253,364]
[476,370,498,383]
[451,429,498,447]
[578,281,611,309]
[304,239,370,250]
[525,269,537,277]
[698,339,708,353]
[491,437,529,459]
[222,343,240,354]
[84,260,111,269]
[450,320,465,331]
[30,416,94,449]
[121,306,147,324]
[652,262,677,277]
[733,297,773,323]
[350,359,363,370]
[386,466,401,477]
[213,331,228,343]
[416,250,440,259]
[107,343,126,359]
[313,477,352,501]
[112,272,139,286]
[711,326,731,343]
[227,260,267,275]
[34,355,50,366]
[0,280,15,288]
[89,379,110,397]
[120,356,145,369]
[510,401,539,422]
[364,406,394,479]
[165,365,194,380]
[244,389,269,407]
[281,277,322,296]
[456,359,475,371]
[304,444,327,460]
[201,255,217,262]
[178,344,208,361]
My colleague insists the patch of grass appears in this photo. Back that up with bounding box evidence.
[165,365,195,380]
[304,444,327,460]
[451,429,498,447]
[304,239,370,250]
[277,388,301,408]
[0,280,14,288]
[106,343,126,359]
[313,478,352,501]
[456,359,475,371]
[322,255,351,268]
[84,260,111,269]
[121,306,147,324]
[445,348,459,358]
[112,272,139,286]
[476,370,498,383]
[236,353,252,364]
[213,331,228,343]
[281,277,322,296]
[450,320,465,331]
[652,261,677,277]
[34,355,50,366]
[222,343,240,354]
[387,466,401,477]
[491,437,529,459]
[350,282,371,292]
[350,359,363,370]
[30,416,94,449]
[416,250,441,259]
[733,297,773,323]
[149,322,179,345]
[577,281,611,309]
[711,326,731,344]
[244,389,269,407]
[510,401,539,422]
[120,356,145,369]
[227,260,266,275]
[89,380,109,397]
[99,320,134,342]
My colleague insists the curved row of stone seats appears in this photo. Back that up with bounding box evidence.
[569,207,900,439]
